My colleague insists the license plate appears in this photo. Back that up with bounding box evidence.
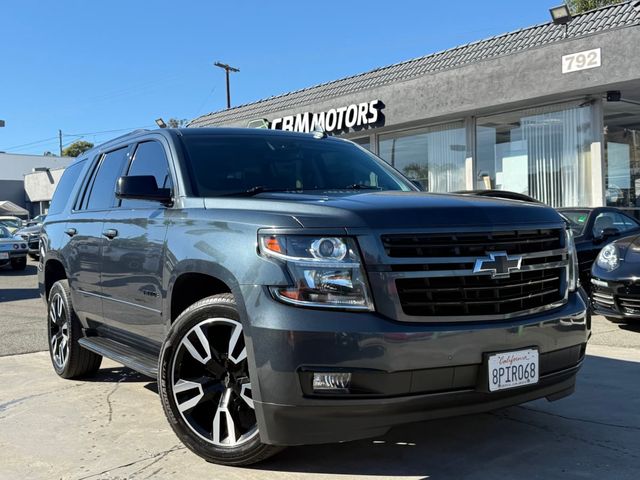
[488,348,539,392]
[0,252,8,260]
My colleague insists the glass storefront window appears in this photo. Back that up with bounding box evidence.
[604,101,640,207]
[378,122,466,192]
[476,103,594,207]
[352,137,371,151]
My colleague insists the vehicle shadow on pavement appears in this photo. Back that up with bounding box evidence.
[248,354,640,479]
[82,366,153,384]
[0,287,41,302]
[619,322,640,333]
[0,264,38,276]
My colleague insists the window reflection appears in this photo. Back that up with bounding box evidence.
[476,104,594,207]
[378,123,466,193]
[352,137,371,151]
[604,101,640,207]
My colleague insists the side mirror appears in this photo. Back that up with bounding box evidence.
[116,175,172,204]
[595,227,619,242]
[601,227,620,239]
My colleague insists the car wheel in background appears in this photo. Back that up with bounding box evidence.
[47,280,102,378]
[158,293,282,466]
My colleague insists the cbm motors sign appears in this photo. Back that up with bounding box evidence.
[254,100,383,134]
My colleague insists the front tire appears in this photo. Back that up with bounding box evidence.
[158,293,281,466]
[47,280,102,378]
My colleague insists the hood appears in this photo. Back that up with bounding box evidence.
[613,233,640,263]
[16,225,42,235]
[204,191,563,229]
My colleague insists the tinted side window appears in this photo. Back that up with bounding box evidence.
[49,161,86,215]
[86,147,129,210]
[121,141,172,208]
[592,212,640,237]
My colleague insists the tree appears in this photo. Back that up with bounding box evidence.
[166,118,188,128]
[62,140,94,158]
[566,0,623,14]
[43,151,56,156]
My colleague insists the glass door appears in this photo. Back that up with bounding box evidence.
[604,100,640,209]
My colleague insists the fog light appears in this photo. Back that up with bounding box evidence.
[312,372,351,392]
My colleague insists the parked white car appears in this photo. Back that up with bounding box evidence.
[0,225,28,270]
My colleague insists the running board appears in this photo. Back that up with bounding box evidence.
[78,337,159,379]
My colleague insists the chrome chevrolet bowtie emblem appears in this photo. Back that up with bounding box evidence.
[473,251,523,278]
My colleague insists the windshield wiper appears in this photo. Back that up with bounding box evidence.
[219,186,299,197]
[341,184,383,190]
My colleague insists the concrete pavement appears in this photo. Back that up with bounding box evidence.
[0,259,47,357]
[2,261,640,479]
[1,344,639,480]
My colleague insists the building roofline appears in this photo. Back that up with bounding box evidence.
[190,1,639,127]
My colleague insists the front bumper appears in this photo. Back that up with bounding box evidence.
[240,286,589,446]
[591,276,640,320]
[17,235,39,255]
[0,250,28,266]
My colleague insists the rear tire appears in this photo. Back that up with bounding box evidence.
[10,257,26,270]
[47,280,102,379]
[158,293,282,466]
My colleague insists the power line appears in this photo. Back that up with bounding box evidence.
[63,125,156,136]
[2,125,156,154]
[1,136,59,151]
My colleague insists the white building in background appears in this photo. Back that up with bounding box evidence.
[24,167,67,216]
[0,153,71,216]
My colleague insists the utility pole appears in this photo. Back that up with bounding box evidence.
[214,62,240,109]
[58,129,63,156]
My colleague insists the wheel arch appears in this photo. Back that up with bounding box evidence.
[166,261,246,325]
[43,257,68,300]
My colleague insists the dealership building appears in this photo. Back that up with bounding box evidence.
[191,1,640,209]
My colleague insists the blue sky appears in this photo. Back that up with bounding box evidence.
[1,0,559,155]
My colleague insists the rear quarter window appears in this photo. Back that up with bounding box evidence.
[48,160,86,215]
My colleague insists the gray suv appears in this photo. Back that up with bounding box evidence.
[39,127,589,465]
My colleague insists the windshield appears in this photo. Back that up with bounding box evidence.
[0,226,12,238]
[180,134,414,197]
[0,219,20,228]
[560,210,589,235]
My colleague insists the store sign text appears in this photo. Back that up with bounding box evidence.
[269,100,383,133]
[562,48,601,74]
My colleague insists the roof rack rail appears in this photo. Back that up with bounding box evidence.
[100,128,152,146]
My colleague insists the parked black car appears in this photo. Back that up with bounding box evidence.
[39,128,589,466]
[591,233,640,323]
[558,207,640,291]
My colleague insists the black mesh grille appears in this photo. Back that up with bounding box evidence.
[396,268,564,317]
[382,229,563,258]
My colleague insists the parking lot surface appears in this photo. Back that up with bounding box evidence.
[1,263,639,479]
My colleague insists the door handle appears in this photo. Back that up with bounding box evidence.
[102,229,118,240]
[64,228,77,237]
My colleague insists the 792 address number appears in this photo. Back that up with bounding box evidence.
[562,48,601,74]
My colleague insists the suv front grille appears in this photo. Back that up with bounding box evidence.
[396,268,564,316]
[380,228,567,320]
[382,229,562,258]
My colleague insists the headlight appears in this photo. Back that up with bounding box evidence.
[259,234,374,310]
[566,228,579,291]
[597,243,621,272]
